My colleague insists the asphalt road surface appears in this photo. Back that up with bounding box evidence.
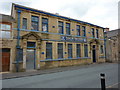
[2,63,118,88]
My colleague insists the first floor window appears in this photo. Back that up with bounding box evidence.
[0,31,10,38]
[58,21,64,34]
[0,24,11,30]
[66,23,70,35]
[84,44,88,57]
[68,44,72,58]
[31,16,39,30]
[76,25,80,36]
[96,29,99,38]
[22,18,27,29]
[42,18,48,32]
[76,44,81,58]
[58,43,63,58]
[46,42,52,59]
[91,28,95,38]
[82,26,86,37]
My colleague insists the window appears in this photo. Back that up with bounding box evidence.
[66,23,70,35]
[91,28,95,38]
[76,44,81,58]
[58,21,64,34]
[58,43,63,58]
[84,44,88,57]
[46,42,52,59]
[68,44,72,58]
[27,42,36,48]
[42,18,48,32]
[82,26,86,36]
[76,25,80,36]
[96,29,99,38]
[22,18,27,29]
[0,31,10,38]
[0,24,11,38]
[0,24,11,30]
[100,45,104,54]
[31,16,39,30]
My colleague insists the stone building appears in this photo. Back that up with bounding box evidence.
[0,14,15,72]
[1,3,109,72]
[105,29,119,62]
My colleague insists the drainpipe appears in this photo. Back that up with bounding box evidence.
[103,29,107,62]
[16,9,22,72]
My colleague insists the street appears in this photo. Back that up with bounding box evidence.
[2,63,118,88]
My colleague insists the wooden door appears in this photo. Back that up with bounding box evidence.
[2,49,10,72]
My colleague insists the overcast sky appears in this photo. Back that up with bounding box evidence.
[0,0,119,30]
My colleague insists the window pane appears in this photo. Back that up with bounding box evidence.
[58,21,64,34]
[84,44,88,57]
[68,44,72,58]
[96,29,99,38]
[27,42,36,48]
[58,43,63,58]
[31,16,39,22]
[1,31,10,38]
[76,25,80,36]
[46,43,52,59]
[31,16,39,30]
[22,18,27,29]
[0,24,11,30]
[76,44,81,57]
[66,23,70,35]
[91,28,95,37]
[31,22,38,30]
[82,26,86,36]
[42,18,48,32]
[42,24,47,31]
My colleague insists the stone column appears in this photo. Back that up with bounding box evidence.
[23,39,27,70]
[36,40,41,69]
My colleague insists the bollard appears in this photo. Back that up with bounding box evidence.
[100,73,106,90]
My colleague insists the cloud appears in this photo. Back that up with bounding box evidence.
[0,0,119,30]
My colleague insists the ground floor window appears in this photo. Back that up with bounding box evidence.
[68,44,72,58]
[58,43,63,59]
[46,42,52,59]
[84,44,88,57]
[76,44,81,58]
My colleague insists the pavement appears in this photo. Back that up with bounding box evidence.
[1,63,109,79]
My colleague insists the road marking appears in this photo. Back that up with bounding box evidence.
[106,82,120,88]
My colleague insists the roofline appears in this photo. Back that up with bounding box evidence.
[13,3,106,29]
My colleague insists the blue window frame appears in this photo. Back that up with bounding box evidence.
[27,42,36,48]
[68,44,72,58]
[76,25,80,36]
[22,18,27,29]
[42,18,48,32]
[84,44,88,57]
[58,43,63,58]
[96,29,99,38]
[46,42,52,59]
[91,28,95,38]
[76,44,81,58]
[31,16,39,30]
[58,21,64,34]
[82,26,86,37]
[66,23,70,35]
